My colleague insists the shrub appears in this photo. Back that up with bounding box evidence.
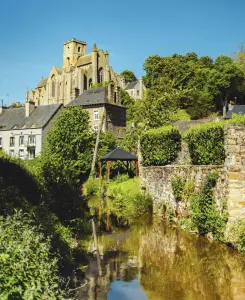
[85,177,100,196]
[140,126,181,166]
[184,122,225,165]
[225,218,245,252]
[190,172,227,240]
[0,211,67,299]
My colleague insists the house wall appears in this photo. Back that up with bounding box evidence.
[0,128,42,160]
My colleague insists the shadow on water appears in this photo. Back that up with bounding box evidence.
[76,221,245,300]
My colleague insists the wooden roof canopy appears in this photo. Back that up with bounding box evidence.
[100,147,138,182]
[100,146,138,161]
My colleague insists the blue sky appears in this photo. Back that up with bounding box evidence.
[0,0,245,104]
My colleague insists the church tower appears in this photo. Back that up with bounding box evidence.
[63,38,87,68]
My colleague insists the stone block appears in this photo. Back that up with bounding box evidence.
[228,172,242,180]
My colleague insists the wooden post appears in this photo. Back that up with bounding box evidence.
[99,161,102,186]
[107,161,111,182]
[106,211,111,231]
[135,160,139,177]
[90,111,105,177]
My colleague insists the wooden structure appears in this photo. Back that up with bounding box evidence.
[100,147,138,182]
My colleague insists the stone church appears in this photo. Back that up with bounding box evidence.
[28,38,126,106]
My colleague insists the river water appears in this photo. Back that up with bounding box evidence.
[77,222,245,300]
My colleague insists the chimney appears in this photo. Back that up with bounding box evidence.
[0,100,3,115]
[25,101,35,117]
[139,76,143,99]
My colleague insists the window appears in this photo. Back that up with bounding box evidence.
[78,46,81,52]
[10,137,15,147]
[0,137,2,147]
[51,75,56,97]
[94,111,99,120]
[28,135,36,145]
[19,136,24,146]
[98,68,103,83]
[137,90,140,96]
[19,149,24,159]
[9,150,14,157]
[88,78,93,88]
[94,126,99,131]
[28,149,35,159]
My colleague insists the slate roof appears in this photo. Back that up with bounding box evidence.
[224,105,245,119]
[101,147,138,161]
[67,87,125,108]
[0,104,62,131]
[37,78,48,88]
[125,81,138,90]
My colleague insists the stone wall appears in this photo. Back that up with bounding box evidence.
[140,165,226,217]
[139,124,245,220]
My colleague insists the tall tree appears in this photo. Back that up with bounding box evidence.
[121,69,137,83]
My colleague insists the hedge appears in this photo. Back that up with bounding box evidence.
[140,126,181,166]
[184,122,225,165]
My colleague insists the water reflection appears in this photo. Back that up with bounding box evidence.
[78,223,245,300]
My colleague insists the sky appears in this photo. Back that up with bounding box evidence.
[0,0,245,104]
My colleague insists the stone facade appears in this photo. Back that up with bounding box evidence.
[28,38,126,107]
[139,124,245,221]
[125,77,146,100]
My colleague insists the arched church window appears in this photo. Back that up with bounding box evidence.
[78,46,81,52]
[51,75,56,98]
[98,68,103,84]
[88,78,93,88]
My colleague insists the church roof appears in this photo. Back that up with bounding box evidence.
[37,78,48,88]
[0,104,62,131]
[76,54,92,67]
[125,81,138,90]
[101,147,138,161]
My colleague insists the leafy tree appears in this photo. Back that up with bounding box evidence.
[142,52,245,125]
[120,89,134,107]
[42,106,94,185]
[121,69,137,83]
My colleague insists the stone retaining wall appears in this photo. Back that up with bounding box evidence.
[140,124,245,220]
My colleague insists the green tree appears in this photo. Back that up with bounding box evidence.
[121,69,137,83]
[42,106,94,185]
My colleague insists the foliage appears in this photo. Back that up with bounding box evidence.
[190,172,227,240]
[225,218,245,253]
[184,122,225,165]
[140,126,181,166]
[0,210,68,299]
[171,176,195,203]
[106,177,152,223]
[84,177,100,196]
[120,89,135,107]
[142,53,245,125]
[120,69,137,83]
[42,106,94,186]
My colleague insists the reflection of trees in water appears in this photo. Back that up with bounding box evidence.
[77,234,139,300]
[139,223,245,300]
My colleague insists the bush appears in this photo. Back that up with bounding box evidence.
[225,218,245,252]
[106,178,152,223]
[140,126,181,166]
[84,177,100,196]
[190,172,227,240]
[184,122,225,165]
[0,211,68,299]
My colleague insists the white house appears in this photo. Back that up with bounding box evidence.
[0,102,62,160]
[125,77,146,100]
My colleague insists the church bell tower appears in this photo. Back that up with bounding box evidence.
[63,38,87,68]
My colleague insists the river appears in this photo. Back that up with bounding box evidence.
[76,221,245,300]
